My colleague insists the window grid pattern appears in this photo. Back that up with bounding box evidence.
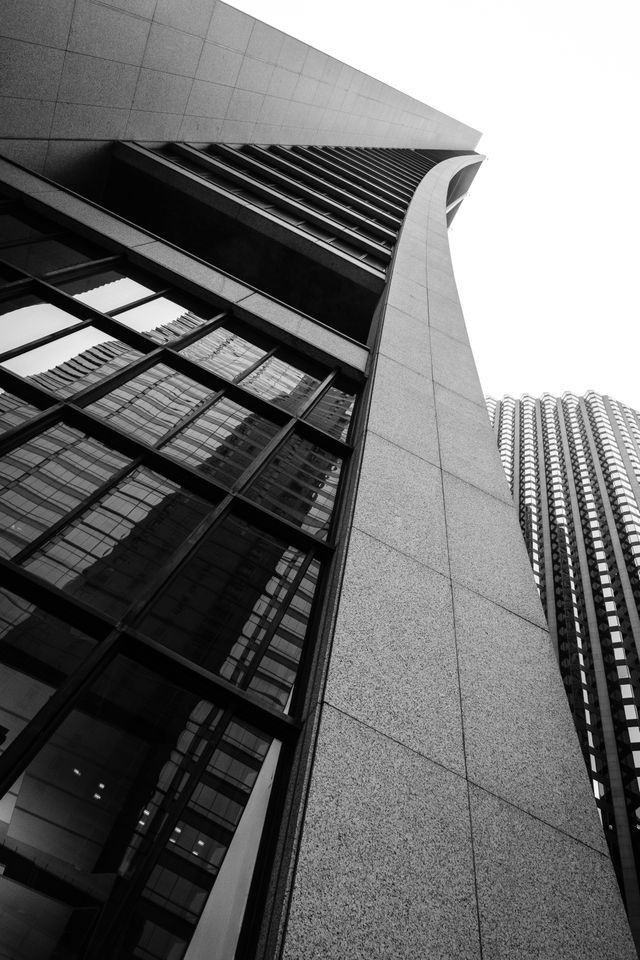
[0,201,361,960]
[134,143,438,276]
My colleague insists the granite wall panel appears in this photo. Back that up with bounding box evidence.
[0,0,480,181]
[281,155,637,959]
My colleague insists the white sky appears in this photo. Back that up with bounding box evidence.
[230,0,640,409]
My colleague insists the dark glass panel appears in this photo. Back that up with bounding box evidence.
[136,515,313,707]
[160,396,280,487]
[244,558,320,708]
[0,588,95,681]
[0,880,79,960]
[0,262,27,284]
[57,267,158,313]
[87,363,213,446]
[0,424,130,559]
[0,210,58,247]
[115,296,214,344]
[179,326,266,381]
[0,294,80,356]
[137,720,271,922]
[0,237,101,276]
[0,655,277,960]
[241,355,320,413]
[1,657,217,875]
[304,383,355,441]
[0,667,53,755]
[1,327,143,397]
[245,434,342,538]
[23,467,213,619]
[0,388,40,432]
[132,922,188,960]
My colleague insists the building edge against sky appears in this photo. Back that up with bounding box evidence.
[0,1,636,957]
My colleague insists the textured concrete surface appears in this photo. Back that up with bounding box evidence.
[435,383,513,503]
[443,470,548,627]
[367,354,439,467]
[283,155,633,958]
[353,433,448,576]
[325,529,464,773]
[282,707,480,960]
[470,785,637,959]
[0,0,480,184]
[431,327,487,408]
[378,304,431,375]
[454,584,608,851]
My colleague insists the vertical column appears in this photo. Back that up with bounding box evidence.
[280,156,636,959]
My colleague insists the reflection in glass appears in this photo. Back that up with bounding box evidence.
[0,588,95,680]
[136,515,314,707]
[23,467,213,619]
[116,296,213,344]
[0,237,99,276]
[0,667,53,757]
[161,396,280,487]
[243,558,320,708]
[245,434,342,538]
[87,363,212,446]
[180,326,267,380]
[0,294,80,356]
[0,656,277,959]
[0,425,130,559]
[1,327,143,397]
[57,268,157,313]
[242,355,320,413]
[305,383,355,441]
[0,389,40,433]
[138,720,271,927]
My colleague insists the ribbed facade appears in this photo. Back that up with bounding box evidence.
[489,391,640,944]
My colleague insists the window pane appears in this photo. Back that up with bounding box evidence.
[2,327,143,397]
[23,467,213,619]
[0,657,277,960]
[87,363,213,446]
[57,267,158,313]
[0,878,83,960]
[0,588,95,680]
[0,389,40,432]
[241,355,320,413]
[161,396,280,487]
[0,237,100,276]
[0,424,130,559]
[0,211,58,246]
[305,384,355,441]
[116,296,213,344]
[136,514,315,707]
[180,326,267,380]
[0,294,80,355]
[1,657,217,873]
[239,557,319,708]
[245,434,342,538]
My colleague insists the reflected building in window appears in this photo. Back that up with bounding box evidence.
[489,391,640,948]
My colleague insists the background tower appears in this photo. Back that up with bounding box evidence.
[489,390,640,950]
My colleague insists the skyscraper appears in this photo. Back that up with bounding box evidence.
[488,390,640,949]
[0,2,636,958]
